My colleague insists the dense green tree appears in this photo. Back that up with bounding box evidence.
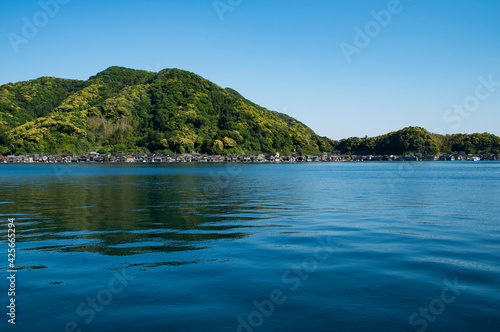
[1,67,499,156]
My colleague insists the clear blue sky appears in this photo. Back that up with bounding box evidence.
[1,0,499,140]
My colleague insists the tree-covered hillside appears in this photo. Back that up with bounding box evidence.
[0,67,336,155]
[0,77,88,128]
[0,67,498,156]
[336,127,500,155]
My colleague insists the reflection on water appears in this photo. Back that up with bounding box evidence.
[0,162,500,331]
[4,164,275,257]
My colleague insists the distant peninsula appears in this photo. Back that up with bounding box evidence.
[0,66,499,157]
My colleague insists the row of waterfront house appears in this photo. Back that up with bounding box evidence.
[1,151,498,163]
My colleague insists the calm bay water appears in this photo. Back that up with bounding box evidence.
[1,162,499,331]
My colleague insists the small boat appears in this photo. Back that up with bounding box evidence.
[472,157,480,162]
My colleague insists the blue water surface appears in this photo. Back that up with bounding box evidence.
[0,162,499,331]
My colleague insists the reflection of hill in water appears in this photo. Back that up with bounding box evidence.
[9,164,286,257]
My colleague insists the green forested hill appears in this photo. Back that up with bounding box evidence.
[0,67,498,156]
[336,127,500,155]
[0,66,336,155]
[0,77,89,128]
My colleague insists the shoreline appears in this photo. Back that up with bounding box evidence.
[1,152,497,164]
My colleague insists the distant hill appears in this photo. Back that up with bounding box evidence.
[336,127,500,155]
[0,66,336,155]
[0,67,498,156]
